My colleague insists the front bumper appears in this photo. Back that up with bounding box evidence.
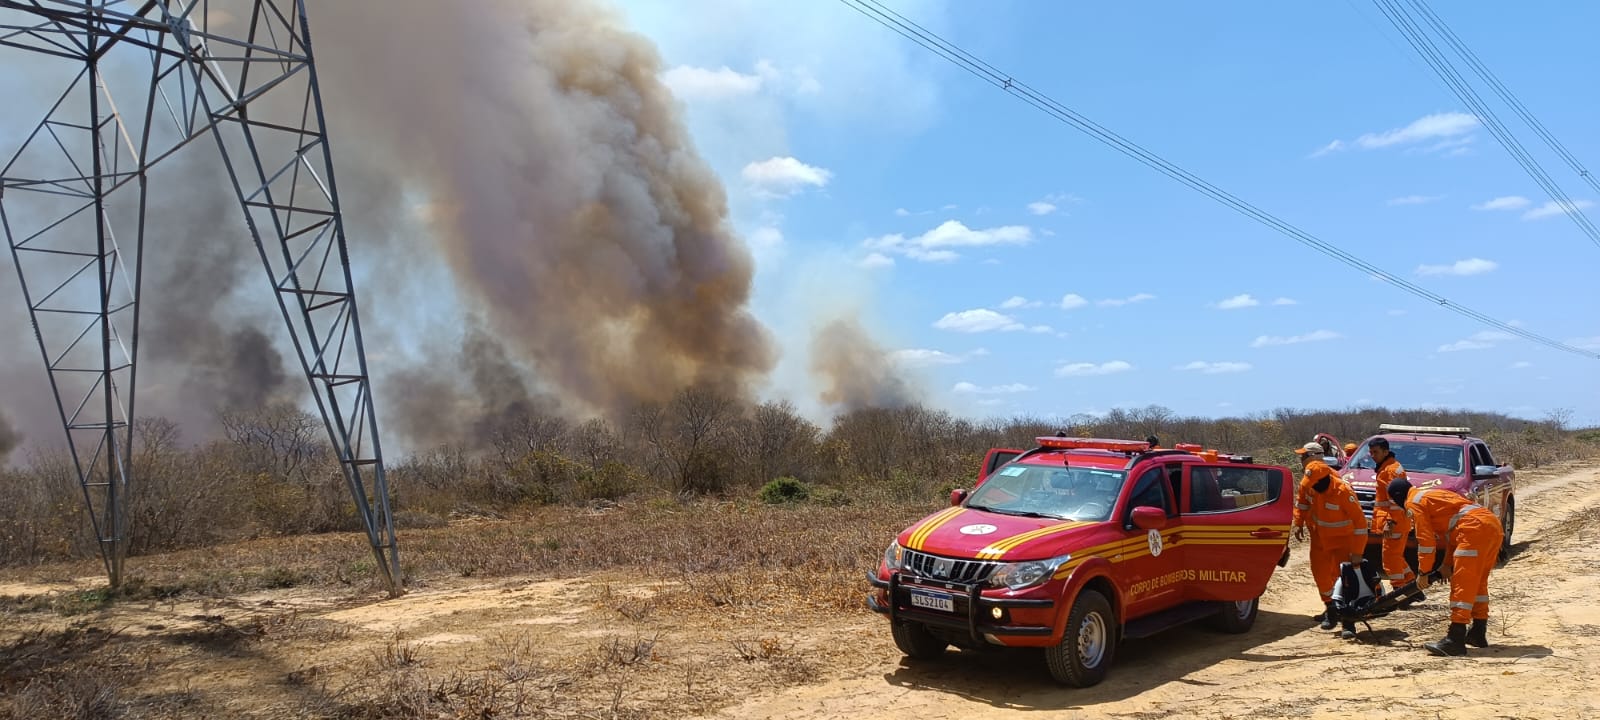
[867,570,1055,645]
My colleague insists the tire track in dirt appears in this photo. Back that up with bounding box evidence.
[700,465,1600,720]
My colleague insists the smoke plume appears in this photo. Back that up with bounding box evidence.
[810,317,920,412]
[309,0,777,430]
[0,410,19,463]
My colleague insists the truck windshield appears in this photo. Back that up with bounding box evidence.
[1348,441,1464,476]
[967,464,1128,522]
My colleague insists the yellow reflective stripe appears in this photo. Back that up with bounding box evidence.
[975,521,1089,559]
[907,507,964,550]
[1182,538,1284,546]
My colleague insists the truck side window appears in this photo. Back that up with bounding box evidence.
[1475,443,1497,467]
[1128,466,1173,517]
[1187,466,1283,514]
[1469,444,1487,469]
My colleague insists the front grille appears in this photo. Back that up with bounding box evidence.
[1353,489,1376,519]
[901,548,999,583]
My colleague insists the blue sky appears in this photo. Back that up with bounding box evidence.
[613,0,1600,426]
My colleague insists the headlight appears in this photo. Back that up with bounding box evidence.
[988,554,1072,591]
[884,542,904,571]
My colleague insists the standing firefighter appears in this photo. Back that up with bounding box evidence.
[1369,438,1422,601]
[1292,442,1368,639]
[1389,478,1503,656]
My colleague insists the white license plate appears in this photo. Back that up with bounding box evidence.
[908,588,956,613]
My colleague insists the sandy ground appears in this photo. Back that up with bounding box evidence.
[3,464,1597,719]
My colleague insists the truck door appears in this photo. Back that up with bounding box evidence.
[1178,464,1294,602]
[978,448,1023,486]
[1117,464,1186,617]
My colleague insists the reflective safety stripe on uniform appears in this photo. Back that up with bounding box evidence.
[1446,514,1503,624]
[1316,518,1352,528]
[1449,504,1486,534]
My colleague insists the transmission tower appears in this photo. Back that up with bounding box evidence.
[0,0,401,595]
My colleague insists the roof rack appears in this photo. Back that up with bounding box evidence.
[1377,423,1471,438]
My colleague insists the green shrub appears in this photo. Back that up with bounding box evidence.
[759,477,811,504]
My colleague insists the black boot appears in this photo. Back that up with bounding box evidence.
[1424,622,1468,657]
[1318,602,1336,630]
[1340,621,1357,640]
[1398,589,1426,609]
[1466,619,1489,648]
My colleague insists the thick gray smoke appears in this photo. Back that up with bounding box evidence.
[810,317,920,412]
[309,0,780,431]
[0,410,19,463]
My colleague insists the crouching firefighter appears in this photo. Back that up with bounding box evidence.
[1388,477,1504,656]
[1292,442,1369,639]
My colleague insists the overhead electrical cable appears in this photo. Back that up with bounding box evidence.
[1404,0,1600,197]
[835,0,1599,360]
[1372,0,1600,250]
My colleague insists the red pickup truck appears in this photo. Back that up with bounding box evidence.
[867,437,1295,687]
[1340,424,1517,564]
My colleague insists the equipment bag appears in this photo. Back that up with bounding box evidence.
[1330,559,1380,621]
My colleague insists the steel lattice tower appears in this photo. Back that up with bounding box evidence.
[0,0,401,595]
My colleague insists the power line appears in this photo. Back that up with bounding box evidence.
[1372,0,1600,250]
[836,0,1600,360]
[1404,0,1600,198]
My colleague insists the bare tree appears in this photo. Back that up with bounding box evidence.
[632,385,737,494]
[740,399,819,485]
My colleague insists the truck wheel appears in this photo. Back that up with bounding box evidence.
[1498,497,1515,564]
[891,621,947,660]
[1045,589,1116,687]
[1207,596,1260,634]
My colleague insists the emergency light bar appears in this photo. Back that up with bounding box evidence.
[1377,423,1471,437]
[1035,436,1151,453]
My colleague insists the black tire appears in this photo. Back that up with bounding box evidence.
[1045,589,1116,688]
[1207,596,1260,634]
[891,621,947,660]
[1498,497,1515,564]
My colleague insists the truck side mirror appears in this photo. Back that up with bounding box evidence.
[949,488,969,507]
[1472,465,1498,479]
[1131,505,1167,530]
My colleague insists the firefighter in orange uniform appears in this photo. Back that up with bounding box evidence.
[1388,478,1503,656]
[1292,442,1368,639]
[1343,442,1358,457]
[1368,438,1421,601]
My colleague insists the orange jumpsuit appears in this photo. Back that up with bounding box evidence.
[1371,456,1416,587]
[1406,488,1503,625]
[1294,461,1369,603]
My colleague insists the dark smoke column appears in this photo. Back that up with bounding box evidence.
[311,0,778,422]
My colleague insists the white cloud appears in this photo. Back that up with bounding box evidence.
[661,64,764,100]
[1523,199,1595,221]
[932,309,1026,333]
[1416,258,1497,276]
[1026,325,1055,334]
[1055,361,1134,377]
[1388,194,1444,206]
[1026,192,1082,216]
[749,226,783,251]
[1059,293,1089,310]
[890,348,969,368]
[952,381,1035,395]
[1510,361,1532,369]
[999,296,1043,309]
[1312,112,1479,157]
[1215,294,1260,310]
[1096,293,1156,307]
[1472,195,1531,211]
[1251,330,1342,348]
[741,156,833,196]
[894,208,911,217]
[1436,330,1515,352]
[1176,361,1253,374]
[865,220,1034,263]
[1272,297,1298,306]
[858,252,894,269]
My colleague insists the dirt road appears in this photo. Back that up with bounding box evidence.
[705,465,1600,720]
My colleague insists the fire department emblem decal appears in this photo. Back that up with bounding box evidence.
[959,524,997,535]
[1147,529,1164,558]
